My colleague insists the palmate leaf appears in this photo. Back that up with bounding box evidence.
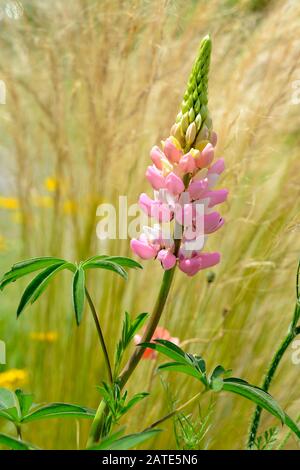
[0,433,37,450]
[83,260,128,279]
[89,429,161,450]
[21,403,95,423]
[72,266,86,325]
[16,262,73,317]
[83,255,142,270]
[0,257,67,290]
[1,254,141,327]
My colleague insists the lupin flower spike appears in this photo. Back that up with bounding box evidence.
[131,35,228,277]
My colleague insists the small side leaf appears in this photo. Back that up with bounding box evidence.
[158,362,206,383]
[90,429,161,450]
[16,262,67,317]
[72,267,86,326]
[84,260,128,280]
[22,403,95,423]
[0,257,66,290]
[140,340,187,364]
[15,389,33,418]
[0,433,37,450]
[222,378,285,423]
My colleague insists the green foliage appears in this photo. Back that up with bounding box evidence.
[141,340,300,440]
[253,427,278,450]
[98,382,148,430]
[114,311,149,375]
[89,428,161,450]
[174,409,213,450]
[0,255,142,325]
[0,433,37,450]
[0,388,95,425]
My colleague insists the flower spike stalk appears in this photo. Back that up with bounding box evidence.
[87,35,228,447]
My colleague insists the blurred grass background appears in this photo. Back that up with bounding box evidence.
[0,0,300,450]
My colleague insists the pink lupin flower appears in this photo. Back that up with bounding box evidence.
[178,251,220,276]
[204,212,224,234]
[163,137,183,163]
[195,143,214,169]
[130,235,159,260]
[139,192,172,222]
[178,152,196,174]
[165,172,185,195]
[188,179,209,200]
[146,165,165,190]
[131,129,227,276]
[205,189,228,208]
[150,146,164,170]
[157,249,177,270]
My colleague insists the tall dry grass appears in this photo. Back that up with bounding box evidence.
[0,0,299,449]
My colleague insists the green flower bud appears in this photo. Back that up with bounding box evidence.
[177,35,212,151]
[185,122,197,147]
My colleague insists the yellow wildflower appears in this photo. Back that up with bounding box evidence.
[63,200,77,215]
[44,177,58,192]
[0,197,19,210]
[30,331,58,343]
[0,369,28,389]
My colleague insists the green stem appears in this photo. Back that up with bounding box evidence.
[86,237,181,448]
[248,311,300,449]
[143,390,205,431]
[119,265,177,389]
[85,287,113,385]
[16,424,22,441]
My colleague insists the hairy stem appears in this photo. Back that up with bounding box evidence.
[85,287,113,385]
[248,309,300,448]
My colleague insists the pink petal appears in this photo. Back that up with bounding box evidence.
[138,193,172,222]
[139,193,154,216]
[163,137,183,163]
[150,146,164,170]
[179,252,220,276]
[204,212,224,234]
[178,256,202,276]
[146,165,165,190]
[130,238,158,259]
[178,152,196,173]
[165,172,185,196]
[188,179,208,200]
[195,143,214,169]
[206,189,228,207]
[208,158,225,175]
[157,249,177,270]
[198,252,220,269]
